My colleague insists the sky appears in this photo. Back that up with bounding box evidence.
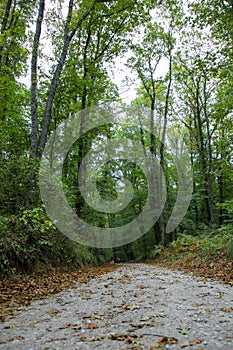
[108,55,169,103]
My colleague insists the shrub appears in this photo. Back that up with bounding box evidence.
[0,207,97,277]
[160,225,233,262]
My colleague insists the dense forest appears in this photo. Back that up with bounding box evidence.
[0,0,232,276]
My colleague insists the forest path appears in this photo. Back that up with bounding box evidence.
[0,263,232,350]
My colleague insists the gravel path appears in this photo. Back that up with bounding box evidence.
[0,263,232,349]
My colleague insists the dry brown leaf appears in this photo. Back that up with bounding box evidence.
[80,336,96,342]
[87,323,100,329]
[0,264,119,321]
[7,335,25,342]
[220,307,233,312]
[109,334,140,342]
[159,336,178,344]
[181,339,203,347]
[85,314,104,320]
[148,258,233,286]
[59,323,80,330]
[47,309,60,316]
[189,339,203,345]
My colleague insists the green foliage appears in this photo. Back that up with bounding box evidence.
[0,156,31,215]
[0,207,97,277]
[217,199,233,217]
[0,0,233,274]
[161,226,233,262]
[226,239,233,260]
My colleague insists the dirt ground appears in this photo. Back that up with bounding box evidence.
[0,263,232,349]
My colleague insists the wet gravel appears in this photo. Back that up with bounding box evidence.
[0,263,232,349]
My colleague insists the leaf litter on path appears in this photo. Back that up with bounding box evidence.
[0,263,233,349]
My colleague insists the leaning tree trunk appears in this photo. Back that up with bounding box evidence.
[36,0,97,158]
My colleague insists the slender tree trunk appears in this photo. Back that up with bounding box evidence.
[189,119,199,224]
[37,0,96,158]
[158,44,172,245]
[218,127,225,225]
[150,99,156,155]
[0,0,13,66]
[75,26,91,217]
[195,78,213,225]
[30,0,45,158]
[149,99,160,245]
[203,74,215,225]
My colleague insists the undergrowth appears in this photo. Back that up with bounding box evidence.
[0,207,98,277]
[155,225,233,262]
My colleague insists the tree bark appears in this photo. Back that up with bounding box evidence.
[158,43,172,245]
[75,26,91,217]
[30,0,45,158]
[203,73,215,225]
[37,0,97,158]
[195,77,214,225]
[0,0,13,66]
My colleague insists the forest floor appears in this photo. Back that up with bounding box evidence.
[0,262,233,350]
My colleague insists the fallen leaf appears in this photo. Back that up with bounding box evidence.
[220,307,233,312]
[0,264,119,321]
[87,323,100,329]
[159,336,178,344]
[109,333,140,342]
[80,336,96,342]
[129,323,144,329]
[84,314,104,320]
[189,339,203,345]
[181,339,203,347]
[47,309,60,316]
[59,323,80,330]
[8,335,24,342]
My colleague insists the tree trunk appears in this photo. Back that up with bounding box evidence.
[37,0,96,158]
[195,77,214,225]
[30,0,45,158]
[203,74,215,225]
[75,25,91,217]
[0,0,13,66]
[217,127,225,225]
[158,43,172,245]
[189,119,199,224]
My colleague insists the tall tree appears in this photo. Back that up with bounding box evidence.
[29,0,152,160]
[128,21,175,244]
